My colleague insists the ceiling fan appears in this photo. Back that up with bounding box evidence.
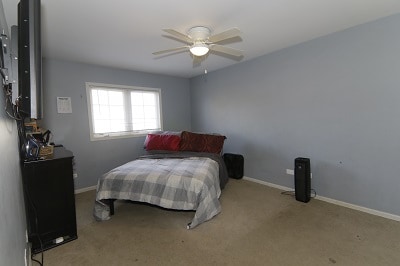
[153,26,243,59]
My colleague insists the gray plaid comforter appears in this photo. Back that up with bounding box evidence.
[94,154,223,229]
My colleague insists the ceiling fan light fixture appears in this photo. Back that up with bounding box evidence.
[154,26,242,59]
[190,43,209,57]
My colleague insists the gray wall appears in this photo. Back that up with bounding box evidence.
[41,59,191,189]
[190,14,400,216]
[0,88,26,264]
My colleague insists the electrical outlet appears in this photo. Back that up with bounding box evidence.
[286,169,294,175]
[73,173,78,178]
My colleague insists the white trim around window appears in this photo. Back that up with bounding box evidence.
[86,82,163,141]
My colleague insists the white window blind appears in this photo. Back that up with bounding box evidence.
[86,82,162,141]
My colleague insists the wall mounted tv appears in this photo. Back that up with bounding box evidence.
[18,0,42,119]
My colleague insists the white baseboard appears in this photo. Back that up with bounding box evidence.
[243,176,293,192]
[243,176,400,222]
[75,185,96,194]
[74,177,400,222]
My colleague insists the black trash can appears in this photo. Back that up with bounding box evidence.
[223,153,244,179]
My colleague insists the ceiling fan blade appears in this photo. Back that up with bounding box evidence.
[152,46,189,55]
[208,28,241,43]
[193,55,203,67]
[162,29,192,43]
[209,44,243,57]
[192,52,209,66]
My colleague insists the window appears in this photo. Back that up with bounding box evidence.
[86,82,162,141]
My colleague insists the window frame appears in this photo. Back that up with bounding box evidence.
[86,82,163,141]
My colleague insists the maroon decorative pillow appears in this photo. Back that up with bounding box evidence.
[179,131,226,154]
[145,134,181,151]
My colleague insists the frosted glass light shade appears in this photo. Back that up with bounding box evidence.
[190,44,209,56]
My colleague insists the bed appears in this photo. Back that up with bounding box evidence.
[93,131,229,229]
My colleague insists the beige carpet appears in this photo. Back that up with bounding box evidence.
[39,179,400,265]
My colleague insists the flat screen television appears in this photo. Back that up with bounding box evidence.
[0,38,4,73]
[0,0,10,82]
[18,0,42,119]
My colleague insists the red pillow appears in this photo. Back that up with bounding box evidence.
[179,131,226,154]
[145,134,181,151]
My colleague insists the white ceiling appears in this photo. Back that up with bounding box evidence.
[3,0,400,78]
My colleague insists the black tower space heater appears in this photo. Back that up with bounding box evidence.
[294,157,311,203]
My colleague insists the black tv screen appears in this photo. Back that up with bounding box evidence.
[0,3,8,81]
[18,0,42,119]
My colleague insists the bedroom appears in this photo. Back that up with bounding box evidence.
[1,0,400,265]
